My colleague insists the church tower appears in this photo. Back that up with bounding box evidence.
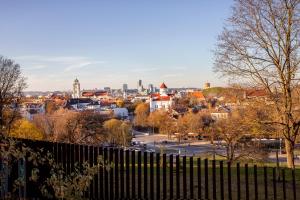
[72,78,81,98]
[159,82,168,96]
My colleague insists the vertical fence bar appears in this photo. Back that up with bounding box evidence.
[183,156,187,198]
[282,169,286,200]
[114,149,119,200]
[169,154,173,199]
[264,166,268,200]
[99,147,103,199]
[125,150,130,198]
[163,154,167,199]
[120,149,124,199]
[62,143,67,173]
[70,144,75,173]
[197,158,201,199]
[150,152,154,200]
[212,160,216,199]
[66,143,71,175]
[220,161,224,200]
[93,146,98,199]
[254,165,258,200]
[292,169,296,200]
[89,146,94,199]
[228,162,232,200]
[237,162,241,200]
[104,148,109,200]
[109,148,114,200]
[245,163,249,200]
[143,151,148,198]
[131,150,136,198]
[190,157,194,199]
[156,153,161,200]
[137,151,142,199]
[273,167,277,200]
[176,155,180,199]
[205,158,209,200]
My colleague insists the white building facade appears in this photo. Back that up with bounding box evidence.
[149,83,174,112]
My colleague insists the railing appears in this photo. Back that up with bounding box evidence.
[1,139,299,199]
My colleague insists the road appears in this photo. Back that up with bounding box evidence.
[132,129,300,165]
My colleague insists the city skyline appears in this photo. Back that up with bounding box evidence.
[0,0,233,91]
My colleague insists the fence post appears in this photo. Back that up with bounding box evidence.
[114,148,119,200]
[163,154,167,199]
[292,169,296,200]
[137,151,142,199]
[143,151,148,198]
[131,150,136,198]
[150,152,154,200]
[227,161,232,200]
[183,156,187,198]
[282,169,286,200]
[156,153,161,200]
[125,150,130,198]
[176,154,180,199]
[119,149,124,199]
[89,146,94,199]
[237,162,241,200]
[245,163,249,200]
[169,154,173,199]
[205,158,209,200]
[273,167,277,200]
[93,146,98,199]
[197,158,201,199]
[220,161,224,200]
[254,165,258,200]
[190,156,194,199]
[99,147,104,199]
[104,148,109,200]
[264,166,268,200]
[212,159,216,199]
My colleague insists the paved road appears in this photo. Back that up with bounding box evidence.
[132,129,300,164]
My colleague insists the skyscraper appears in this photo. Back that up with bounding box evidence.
[72,78,80,98]
[122,84,128,92]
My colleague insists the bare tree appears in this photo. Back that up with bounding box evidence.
[214,0,300,168]
[0,56,27,135]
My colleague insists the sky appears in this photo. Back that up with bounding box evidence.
[0,0,234,91]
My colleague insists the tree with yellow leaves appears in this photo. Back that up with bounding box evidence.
[9,119,44,140]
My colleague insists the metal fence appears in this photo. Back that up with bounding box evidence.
[1,139,299,199]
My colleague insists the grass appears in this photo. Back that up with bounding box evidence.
[99,157,300,200]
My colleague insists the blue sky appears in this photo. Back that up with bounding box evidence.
[0,0,233,91]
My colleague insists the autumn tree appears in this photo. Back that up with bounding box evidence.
[147,110,175,137]
[9,119,44,140]
[176,112,206,142]
[133,103,149,128]
[214,0,300,168]
[0,56,27,135]
[103,119,132,146]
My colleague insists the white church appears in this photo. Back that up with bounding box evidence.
[149,82,174,112]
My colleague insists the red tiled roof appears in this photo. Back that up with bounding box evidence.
[188,91,205,100]
[152,96,171,101]
[246,89,268,98]
[160,82,168,89]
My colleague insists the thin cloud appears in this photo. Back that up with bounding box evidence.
[162,73,183,78]
[130,67,159,73]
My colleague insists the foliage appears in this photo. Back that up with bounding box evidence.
[0,137,108,199]
[147,110,175,137]
[103,119,132,147]
[9,119,44,140]
[0,56,27,135]
[33,109,107,144]
[214,0,300,168]
[133,103,149,127]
